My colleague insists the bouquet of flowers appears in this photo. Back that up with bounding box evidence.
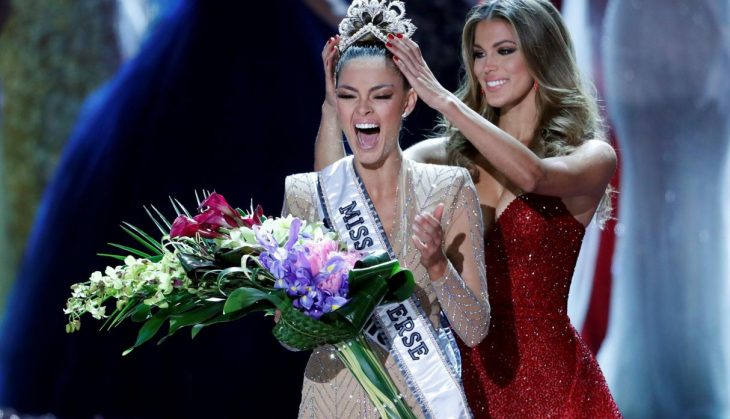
[64,192,416,419]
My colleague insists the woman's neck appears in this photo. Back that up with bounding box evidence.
[498,94,539,146]
[354,152,403,201]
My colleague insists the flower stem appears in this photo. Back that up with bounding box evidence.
[335,335,417,419]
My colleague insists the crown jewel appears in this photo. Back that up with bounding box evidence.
[338,0,416,52]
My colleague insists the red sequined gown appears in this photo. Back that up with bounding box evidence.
[458,194,621,418]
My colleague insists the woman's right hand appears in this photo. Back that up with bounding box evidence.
[315,35,347,171]
[322,35,340,109]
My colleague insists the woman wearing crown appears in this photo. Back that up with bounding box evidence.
[282,1,490,417]
[314,0,621,418]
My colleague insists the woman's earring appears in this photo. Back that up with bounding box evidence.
[533,80,539,92]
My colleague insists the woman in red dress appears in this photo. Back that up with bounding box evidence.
[315,0,621,417]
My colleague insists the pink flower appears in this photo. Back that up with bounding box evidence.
[305,239,339,277]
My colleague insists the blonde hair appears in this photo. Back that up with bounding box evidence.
[441,0,613,225]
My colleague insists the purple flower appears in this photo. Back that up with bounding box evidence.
[316,257,349,295]
[259,250,287,280]
[285,219,301,251]
[286,279,310,297]
[254,227,279,252]
[323,296,349,313]
[254,218,359,319]
[307,309,324,320]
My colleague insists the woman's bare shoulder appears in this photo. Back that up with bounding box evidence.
[404,137,449,165]
[574,139,617,162]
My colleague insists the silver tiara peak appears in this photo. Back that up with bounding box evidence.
[338,0,416,52]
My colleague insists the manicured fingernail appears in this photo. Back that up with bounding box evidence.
[387,33,395,40]
[386,42,393,48]
[396,33,403,39]
[393,55,399,61]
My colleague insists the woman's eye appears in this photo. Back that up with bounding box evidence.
[374,95,393,100]
[472,51,485,59]
[336,93,355,99]
[498,47,516,55]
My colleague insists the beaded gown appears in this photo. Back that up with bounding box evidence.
[283,159,490,418]
[458,193,621,418]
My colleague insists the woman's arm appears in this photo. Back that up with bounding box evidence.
[412,169,489,347]
[386,36,616,199]
[314,36,347,171]
[403,137,449,165]
[439,99,616,198]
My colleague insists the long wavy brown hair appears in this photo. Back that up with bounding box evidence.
[440,0,613,225]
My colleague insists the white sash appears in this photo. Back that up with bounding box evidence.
[317,157,471,419]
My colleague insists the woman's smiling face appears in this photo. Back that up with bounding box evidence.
[472,18,535,112]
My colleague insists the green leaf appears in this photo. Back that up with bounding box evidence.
[223,287,279,315]
[106,243,154,259]
[215,247,256,268]
[190,301,268,339]
[273,301,355,350]
[172,197,193,218]
[131,304,151,322]
[121,223,164,254]
[122,311,168,356]
[96,253,128,262]
[167,303,224,336]
[216,266,248,282]
[331,252,415,330]
[177,253,218,280]
[104,297,142,330]
[145,205,172,237]
[353,250,391,269]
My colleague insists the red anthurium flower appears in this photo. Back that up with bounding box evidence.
[199,193,244,227]
[242,204,264,227]
[170,216,200,238]
[170,215,221,238]
[194,210,235,231]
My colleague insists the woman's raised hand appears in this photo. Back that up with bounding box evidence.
[385,34,451,112]
[412,203,448,281]
[322,35,340,109]
[315,35,347,171]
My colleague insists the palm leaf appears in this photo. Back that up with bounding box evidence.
[97,253,128,262]
[172,197,192,218]
[121,223,163,254]
[144,205,171,237]
[106,243,154,260]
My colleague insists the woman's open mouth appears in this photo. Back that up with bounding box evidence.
[355,123,381,150]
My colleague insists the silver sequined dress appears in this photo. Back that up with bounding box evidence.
[282,158,490,418]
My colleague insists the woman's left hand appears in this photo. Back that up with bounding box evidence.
[412,203,448,280]
[385,34,451,112]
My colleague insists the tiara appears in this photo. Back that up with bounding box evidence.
[338,0,417,52]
